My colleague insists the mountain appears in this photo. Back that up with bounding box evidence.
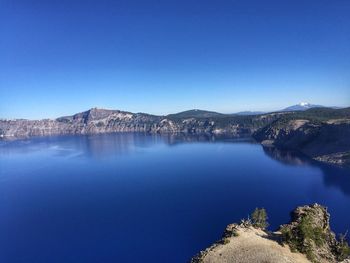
[234,111,266,116]
[1,107,350,166]
[282,102,325,111]
[167,109,225,118]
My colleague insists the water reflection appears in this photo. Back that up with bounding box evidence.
[161,133,255,145]
[0,133,162,158]
[80,133,163,158]
[1,133,350,196]
[262,145,350,196]
[319,164,350,196]
[262,146,312,166]
[0,133,255,158]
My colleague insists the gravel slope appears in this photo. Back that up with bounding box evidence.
[194,226,310,263]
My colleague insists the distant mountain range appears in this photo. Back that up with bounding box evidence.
[233,102,341,115]
[281,102,325,112]
[167,109,224,118]
[0,103,342,121]
[234,111,266,116]
[170,103,327,117]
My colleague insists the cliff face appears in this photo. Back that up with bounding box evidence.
[0,108,278,139]
[191,204,350,263]
[253,118,350,166]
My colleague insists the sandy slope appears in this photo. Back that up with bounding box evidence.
[198,226,310,263]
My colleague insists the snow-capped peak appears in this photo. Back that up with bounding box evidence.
[282,102,325,112]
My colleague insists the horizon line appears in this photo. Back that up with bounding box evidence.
[1,104,348,121]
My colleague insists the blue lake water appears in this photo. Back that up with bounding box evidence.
[1,133,350,263]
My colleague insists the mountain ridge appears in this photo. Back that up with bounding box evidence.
[1,107,349,167]
[282,102,334,112]
[0,103,344,121]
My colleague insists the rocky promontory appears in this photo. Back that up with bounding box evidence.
[191,204,350,263]
[253,108,350,166]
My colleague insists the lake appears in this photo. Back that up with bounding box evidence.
[1,133,350,263]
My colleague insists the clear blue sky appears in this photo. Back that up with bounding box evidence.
[1,0,349,119]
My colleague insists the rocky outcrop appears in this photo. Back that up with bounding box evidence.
[191,224,310,263]
[314,152,350,166]
[191,204,350,263]
[253,117,350,166]
[280,204,350,262]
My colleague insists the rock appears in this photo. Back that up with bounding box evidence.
[280,204,350,262]
[191,223,310,263]
[191,204,350,263]
[253,115,350,166]
[0,108,277,139]
[315,152,350,166]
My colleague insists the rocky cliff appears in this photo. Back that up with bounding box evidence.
[0,107,279,139]
[253,109,350,166]
[280,204,350,262]
[191,204,350,263]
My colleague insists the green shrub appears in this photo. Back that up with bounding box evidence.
[222,237,230,244]
[232,229,239,237]
[280,227,298,252]
[298,216,326,247]
[337,233,350,261]
[281,214,327,262]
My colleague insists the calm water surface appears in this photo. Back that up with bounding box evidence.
[1,133,350,263]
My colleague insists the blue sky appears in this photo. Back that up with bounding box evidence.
[1,0,349,119]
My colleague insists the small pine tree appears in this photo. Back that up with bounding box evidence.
[251,208,269,230]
